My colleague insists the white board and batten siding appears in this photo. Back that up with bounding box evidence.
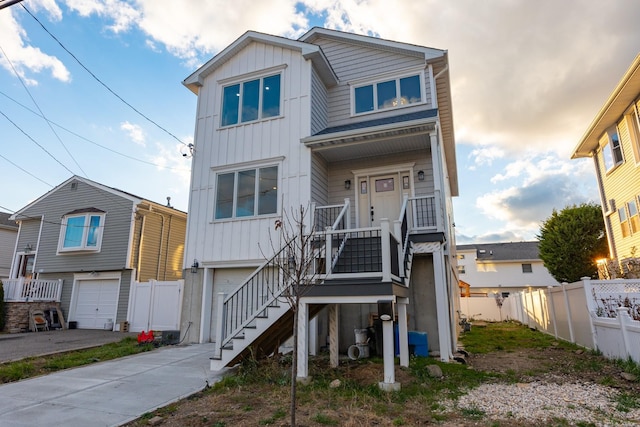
[310,37,433,129]
[186,41,315,265]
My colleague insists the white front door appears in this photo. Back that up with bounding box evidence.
[72,279,119,329]
[359,174,402,227]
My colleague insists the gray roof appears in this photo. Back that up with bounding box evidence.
[456,241,540,262]
[314,109,438,136]
[0,212,17,229]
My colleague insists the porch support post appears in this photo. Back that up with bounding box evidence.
[380,219,391,282]
[433,245,453,361]
[297,300,310,380]
[379,316,401,391]
[309,315,318,356]
[328,304,339,368]
[397,297,409,368]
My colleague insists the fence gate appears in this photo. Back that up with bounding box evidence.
[128,279,183,332]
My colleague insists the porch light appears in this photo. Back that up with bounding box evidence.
[191,259,199,274]
[344,179,351,190]
[417,170,425,181]
[24,243,32,253]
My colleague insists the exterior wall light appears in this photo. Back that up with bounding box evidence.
[344,179,351,190]
[417,170,425,181]
[191,259,199,274]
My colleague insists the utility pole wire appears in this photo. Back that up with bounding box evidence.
[0,0,23,11]
[21,4,189,148]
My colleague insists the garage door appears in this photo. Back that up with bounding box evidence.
[72,279,119,329]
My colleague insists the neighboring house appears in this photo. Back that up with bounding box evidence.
[456,242,558,297]
[0,212,18,277]
[180,27,459,379]
[572,54,640,266]
[4,176,186,330]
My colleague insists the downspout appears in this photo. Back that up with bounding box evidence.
[136,214,145,281]
[163,214,173,280]
[592,151,616,260]
[147,207,166,280]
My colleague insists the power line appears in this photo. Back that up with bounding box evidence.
[0,0,23,11]
[21,4,189,148]
[0,43,87,176]
[0,108,77,175]
[0,152,53,187]
[0,90,191,173]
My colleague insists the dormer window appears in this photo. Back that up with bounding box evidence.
[352,73,423,115]
[221,74,281,127]
[58,209,105,253]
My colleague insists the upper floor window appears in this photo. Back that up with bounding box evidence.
[456,264,466,274]
[58,211,105,253]
[602,126,623,171]
[619,206,631,238]
[221,74,281,127]
[521,263,532,273]
[628,200,640,234]
[353,74,423,115]
[215,166,278,219]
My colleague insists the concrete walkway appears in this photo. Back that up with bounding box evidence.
[0,343,224,427]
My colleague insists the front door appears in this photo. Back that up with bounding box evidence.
[359,174,402,227]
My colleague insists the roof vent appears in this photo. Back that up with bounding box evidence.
[71,182,78,191]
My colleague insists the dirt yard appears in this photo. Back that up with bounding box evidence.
[123,341,640,427]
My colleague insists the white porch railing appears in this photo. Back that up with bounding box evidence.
[2,278,63,302]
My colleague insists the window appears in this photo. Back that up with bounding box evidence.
[221,74,281,126]
[458,254,465,260]
[619,206,631,238]
[215,166,278,219]
[521,263,532,273]
[629,200,640,234]
[602,127,623,171]
[58,212,105,252]
[456,265,466,274]
[626,105,640,163]
[353,74,422,114]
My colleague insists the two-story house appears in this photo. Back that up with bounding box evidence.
[456,242,558,297]
[4,176,186,331]
[180,28,459,380]
[572,54,640,268]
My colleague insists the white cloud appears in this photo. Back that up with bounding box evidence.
[468,145,505,170]
[0,8,70,85]
[120,121,146,146]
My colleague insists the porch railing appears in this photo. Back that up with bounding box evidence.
[407,193,439,231]
[2,278,63,302]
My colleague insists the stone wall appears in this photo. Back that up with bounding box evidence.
[2,302,65,333]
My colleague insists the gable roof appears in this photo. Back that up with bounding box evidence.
[0,211,17,230]
[10,175,185,222]
[183,30,338,94]
[456,241,541,262]
[572,53,640,158]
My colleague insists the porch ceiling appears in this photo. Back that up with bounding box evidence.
[305,123,435,162]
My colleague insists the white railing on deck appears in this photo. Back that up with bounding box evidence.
[2,278,63,302]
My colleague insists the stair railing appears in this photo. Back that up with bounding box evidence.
[214,239,295,358]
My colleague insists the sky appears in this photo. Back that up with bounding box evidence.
[1,0,639,244]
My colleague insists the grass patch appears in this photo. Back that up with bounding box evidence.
[0,337,154,383]
[460,321,576,353]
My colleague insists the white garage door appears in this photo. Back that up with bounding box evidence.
[72,279,119,329]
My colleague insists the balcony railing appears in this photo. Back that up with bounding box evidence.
[2,278,63,302]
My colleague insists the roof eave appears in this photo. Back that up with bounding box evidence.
[571,53,640,159]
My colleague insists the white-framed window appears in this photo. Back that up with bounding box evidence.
[221,73,281,127]
[352,73,424,115]
[215,165,278,220]
[619,206,631,238]
[602,126,624,171]
[521,263,532,273]
[58,211,105,253]
[456,264,466,275]
[628,200,640,234]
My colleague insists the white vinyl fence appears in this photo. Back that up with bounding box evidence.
[127,279,183,332]
[459,278,640,364]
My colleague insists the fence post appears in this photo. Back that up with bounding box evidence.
[344,198,351,229]
[380,219,391,282]
[324,226,333,275]
[393,220,403,278]
[547,286,558,339]
[214,292,227,359]
[617,307,632,361]
[561,282,575,343]
[581,277,598,350]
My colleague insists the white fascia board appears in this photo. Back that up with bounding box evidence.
[183,30,325,93]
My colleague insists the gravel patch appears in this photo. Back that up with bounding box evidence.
[449,381,640,426]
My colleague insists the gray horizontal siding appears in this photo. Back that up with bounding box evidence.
[311,152,329,206]
[19,179,135,273]
[311,67,328,135]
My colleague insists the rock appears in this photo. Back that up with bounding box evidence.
[621,372,637,382]
[575,349,584,355]
[426,364,443,378]
[329,379,341,388]
[148,416,163,426]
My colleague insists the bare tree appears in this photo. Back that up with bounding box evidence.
[266,205,319,427]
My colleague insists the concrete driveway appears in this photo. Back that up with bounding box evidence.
[0,330,139,363]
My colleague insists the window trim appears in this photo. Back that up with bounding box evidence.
[602,125,624,172]
[213,164,280,221]
[219,70,284,128]
[350,70,426,117]
[57,212,106,253]
[521,263,533,273]
[619,206,631,238]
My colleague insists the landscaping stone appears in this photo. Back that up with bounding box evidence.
[426,364,443,378]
